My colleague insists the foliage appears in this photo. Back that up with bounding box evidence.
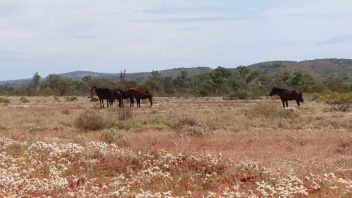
[89,96,99,102]
[20,96,30,103]
[100,127,127,144]
[0,66,351,98]
[118,108,133,121]
[0,97,10,104]
[321,92,352,111]
[75,111,114,131]
[66,96,78,102]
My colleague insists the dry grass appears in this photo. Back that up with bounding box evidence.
[0,96,352,197]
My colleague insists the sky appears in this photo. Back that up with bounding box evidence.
[0,0,352,80]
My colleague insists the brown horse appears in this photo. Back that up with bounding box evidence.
[126,88,153,107]
[269,87,304,108]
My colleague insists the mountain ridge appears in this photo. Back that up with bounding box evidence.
[1,58,352,86]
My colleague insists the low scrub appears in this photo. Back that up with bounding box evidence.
[20,96,30,103]
[118,108,133,121]
[173,117,208,137]
[75,111,114,131]
[246,102,301,120]
[0,97,10,104]
[66,96,78,102]
[321,92,352,112]
[100,127,127,144]
[89,96,99,102]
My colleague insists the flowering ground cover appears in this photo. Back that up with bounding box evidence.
[0,96,352,197]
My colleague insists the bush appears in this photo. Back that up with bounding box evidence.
[75,111,114,131]
[118,108,133,121]
[173,117,208,137]
[321,92,352,112]
[246,102,300,119]
[173,117,198,129]
[100,127,127,144]
[0,97,10,104]
[90,96,99,102]
[20,96,30,103]
[66,96,78,102]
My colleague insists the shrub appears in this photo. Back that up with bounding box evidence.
[53,96,60,102]
[311,93,320,101]
[100,127,127,144]
[66,96,78,102]
[90,96,99,102]
[118,108,133,121]
[321,92,352,112]
[62,109,70,115]
[246,102,300,119]
[75,111,114,131]
[173,117,198,129]
[173,117,208,137]
[0,97,10,104]
[20,96,30,103]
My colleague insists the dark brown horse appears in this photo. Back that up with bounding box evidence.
[91,87,112,108]
[109,89,134,108]
[126,88,153,107]
[269,87,304,108]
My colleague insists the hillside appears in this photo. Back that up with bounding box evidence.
[0,67,212,86]
[1,58,352,86]
[248,59,352,78]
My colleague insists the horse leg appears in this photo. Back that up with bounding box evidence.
[129,97,134,107]
[281,100,285,108]
[285,101,288,108]
[137,98,141,107]
[149,97,153,107]
[296,100,300,107]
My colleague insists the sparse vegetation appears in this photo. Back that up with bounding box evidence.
[75,111,114,131]
[117,107,133,120]
[89,96,99,102]
[100,127,127,144]
[19,96,30,103]
[0,97,10,104]
[66,96,78,102]
[321,92,352,111]
[0,96,351,197]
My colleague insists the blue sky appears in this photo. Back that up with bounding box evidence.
[0,0,352,80]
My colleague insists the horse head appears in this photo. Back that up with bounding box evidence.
[90,86,97,97]
[269,87,278,96]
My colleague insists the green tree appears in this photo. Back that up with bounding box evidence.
[145,71,162,92]
[31,72,41,89]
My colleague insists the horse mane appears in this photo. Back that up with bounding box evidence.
[274,87,286,92]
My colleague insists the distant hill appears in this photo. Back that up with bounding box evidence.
[0,67,212,86]
[1,59,352,86]
[248,59,352,78]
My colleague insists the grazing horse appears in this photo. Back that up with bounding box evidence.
[109,89,134,107]
[269,87,304,108]
[126,88,153,107]
[91,87,112,108]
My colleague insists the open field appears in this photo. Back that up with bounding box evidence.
[0,96,352,197]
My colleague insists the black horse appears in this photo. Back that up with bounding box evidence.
[91,87,112,108]
[109,89,134,107]
[269,87,304,108]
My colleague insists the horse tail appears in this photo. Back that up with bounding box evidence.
[299,92,304,103]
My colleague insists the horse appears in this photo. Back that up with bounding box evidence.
[109,89,134,107]
[269,87,304,108]
[91,86,112,108]
[126,88,153,107]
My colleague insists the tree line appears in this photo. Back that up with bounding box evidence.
[0,67,351,98]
